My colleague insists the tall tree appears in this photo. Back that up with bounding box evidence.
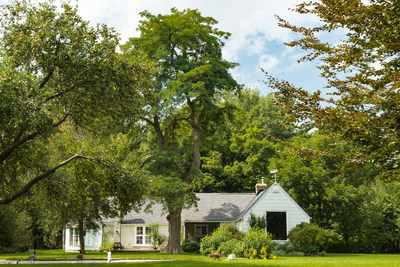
[122,8,239,252]
[265,0,400,180]
[0,0,146,204]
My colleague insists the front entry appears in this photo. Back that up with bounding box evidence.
[266,212,287,240]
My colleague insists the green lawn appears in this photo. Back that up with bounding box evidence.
[1,250,400,266]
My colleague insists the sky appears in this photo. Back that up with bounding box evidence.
[0,0,331,95]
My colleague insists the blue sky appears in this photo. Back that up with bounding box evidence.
[0,0,330,95]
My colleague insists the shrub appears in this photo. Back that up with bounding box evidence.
[225,224,245,240]
[219,239,239,256]
[200,235,212,255]
[201,224,273,258]
[200,224,239,255]
[200,224,244,255]
[209,224,234,251]
[232,240,246,257]
[247,212,266,230]
[181,240,200,253]
[288,222,339,254]
[274,241,296,253]
[150,224,167,249]
[233,228,273,258]
[99,242,114,252]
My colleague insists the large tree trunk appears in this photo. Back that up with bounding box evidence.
[166,207,183,253]
[78,218,85,254]
[184,106,205,183]
[153,115,166,152]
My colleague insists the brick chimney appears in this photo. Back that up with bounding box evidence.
[255,178,267,195]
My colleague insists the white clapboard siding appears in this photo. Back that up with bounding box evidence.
[240,182,310,237]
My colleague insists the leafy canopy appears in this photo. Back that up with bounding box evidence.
[266,0,400,180]
[0,0,147,204]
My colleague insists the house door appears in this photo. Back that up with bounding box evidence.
[266,212,287,240]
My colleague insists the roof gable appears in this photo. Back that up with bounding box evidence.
[239,182,311,220]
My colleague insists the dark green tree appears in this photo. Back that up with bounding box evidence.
[195,88,293,192]
[122,8,239,252]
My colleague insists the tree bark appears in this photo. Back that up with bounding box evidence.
[166,207,183,253]
[153,116,166,152]
[78,218,85,254]
[184,105,205,183]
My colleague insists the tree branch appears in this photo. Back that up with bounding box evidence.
[138,116,155,127]
[0,154,93,204]
[0,113,70,165]
[39,68,55,89]
[163,117,189,136]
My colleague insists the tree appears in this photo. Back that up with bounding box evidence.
[122,8,239,252]
[195,88,293,192]
[265,0,400,180]
[42,124,149,253]
[0,0,145,204]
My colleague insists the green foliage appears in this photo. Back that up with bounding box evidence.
[99,227,114,252]
[247,212,266,230]
[206,224,234,253]
[272,242,305,256]
[199,235,212,255]
[288,222,339,253]
[0,205,30,252]
[218,239,238,256]
[196,89,292,193]
[0,0,149,205]
[236,228,273,258]
[199,224,243,255]
[150,224,167,249]
[200,225,272,259]
[267,0,400,179]
[181,240,200,253]
[123,7,239,253]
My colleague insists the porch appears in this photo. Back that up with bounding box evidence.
[184,222,220,242]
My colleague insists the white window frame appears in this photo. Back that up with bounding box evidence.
[135,226,152,246]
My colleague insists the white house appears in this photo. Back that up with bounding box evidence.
[64,181,310,251]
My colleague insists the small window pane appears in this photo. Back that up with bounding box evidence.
[137,227,143,235]
[145,236,152,244]
[136,236,143,244]
[145,227,151,235]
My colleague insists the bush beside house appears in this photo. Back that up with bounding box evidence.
[288,222,339,255]
[200,224,274,259]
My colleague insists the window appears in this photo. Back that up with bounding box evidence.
[266,212,287,240]
[136,226,152,245]
[195,225,208,238]
[69,228,79,246]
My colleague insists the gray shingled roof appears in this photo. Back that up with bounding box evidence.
[183,193,255,222]
[104,192,258,225]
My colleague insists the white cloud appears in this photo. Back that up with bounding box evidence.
[0,0,324,89]
[258,54,279,71]
[73,0,320,58]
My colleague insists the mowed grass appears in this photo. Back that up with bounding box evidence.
[1,250,400,266]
